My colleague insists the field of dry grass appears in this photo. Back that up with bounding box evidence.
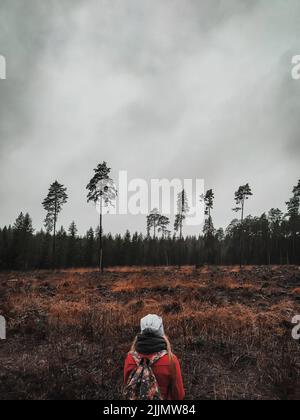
[0,265,300,400]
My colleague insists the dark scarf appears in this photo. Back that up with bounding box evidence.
[135,333,167,355]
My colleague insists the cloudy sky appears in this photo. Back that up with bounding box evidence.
[0,0,299,236]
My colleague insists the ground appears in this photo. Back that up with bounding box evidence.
[0,265,299,400]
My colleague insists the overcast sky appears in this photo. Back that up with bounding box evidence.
[0,0,299,236]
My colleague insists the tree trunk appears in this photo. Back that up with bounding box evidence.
[178,216,183,269]
[286,236,290,265]
[239,202,244,268]
[99,197,103,273]
[52,201,57,269]
[292,235,295,265]
[53,221,56,268]
[179,218,183,242]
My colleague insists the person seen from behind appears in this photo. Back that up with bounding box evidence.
[124,314,185,400]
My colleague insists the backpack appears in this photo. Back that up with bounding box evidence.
[124,350,168,400]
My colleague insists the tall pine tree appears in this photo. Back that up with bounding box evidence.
[42,181,68,268]
[86,162,117,272]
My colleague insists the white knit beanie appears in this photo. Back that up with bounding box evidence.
[140,314,164,337]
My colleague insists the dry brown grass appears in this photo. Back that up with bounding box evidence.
[292,288,300,296]
[0,265,300,400]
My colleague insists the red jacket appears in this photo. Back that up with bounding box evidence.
[124,352,185,400]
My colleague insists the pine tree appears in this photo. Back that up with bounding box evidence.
[67,221,78,267]
[158,215,170,239]
[233,183,253,222]
[233,183,253,266]
[292,180,300,197]
[147,209,161,239]
[202,189,215,264]
[158,215,170,265]
[42,181,68,267]
[86,162,117,272]
[174,190,189,240]
[12,212,34,269]
[286,182,300,264]
[85,228,95,267]
[2,178,300,269]
[174,190,189,267]
[268,208,283,264]
[56,226,67,268]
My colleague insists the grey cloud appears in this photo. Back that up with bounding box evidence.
[0,0,299,235]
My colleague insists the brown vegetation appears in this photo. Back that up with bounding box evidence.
[0,266,299,400]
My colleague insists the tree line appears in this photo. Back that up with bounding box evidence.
[0,161,299,270]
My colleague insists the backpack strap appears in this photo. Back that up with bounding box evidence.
[129,350,168,367]
[148,350,168,366]
[129,351,142,366]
